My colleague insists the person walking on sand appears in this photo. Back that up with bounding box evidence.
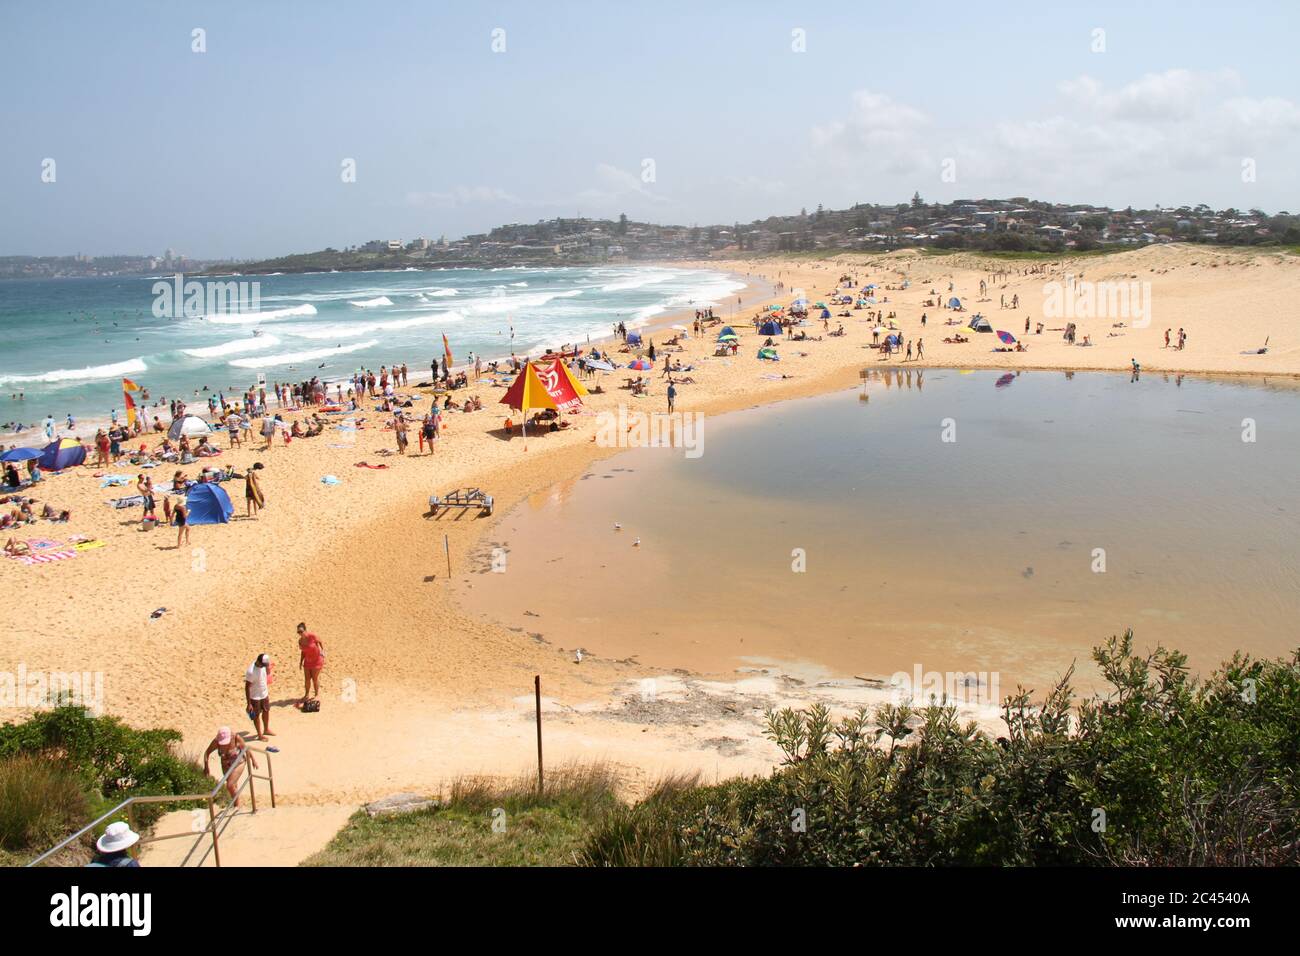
[203,727,256,807]
[916,338,924,361]
[173,501,189,548]
[421,412,436,455]
[1164,328,1171,348]
[667,381,677,413]
[245,654,274,740]
[906,340,913,361]
[297,622,325,704]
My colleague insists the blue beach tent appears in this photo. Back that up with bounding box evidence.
[758,320,782,336]
[625,331,642,346]
[38,438,87,471]
[185,482,234,525]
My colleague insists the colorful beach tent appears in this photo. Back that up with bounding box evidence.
[185,482,233,525]
[758,320,782,336]
[168,415,212,440]
[757,347,780,361]
[0,447,44,463]
[968,315,993,333]
[38,438,86,471]
[534,358,588,411]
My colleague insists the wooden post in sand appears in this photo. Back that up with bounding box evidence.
[534,675,544,796]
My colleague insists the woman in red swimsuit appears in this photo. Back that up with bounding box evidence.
[297,622,325,704]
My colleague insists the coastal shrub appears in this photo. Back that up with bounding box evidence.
[0,705,210,841]
[580,632,1300,866]
[0,754,90,853]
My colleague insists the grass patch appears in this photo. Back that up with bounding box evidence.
[0,755,91,855]
[304,763,621,867]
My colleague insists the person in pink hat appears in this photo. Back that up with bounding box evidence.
[202,726,257,806]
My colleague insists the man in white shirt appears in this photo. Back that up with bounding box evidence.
[244,654,274,740]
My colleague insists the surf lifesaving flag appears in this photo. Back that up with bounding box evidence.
[123,378,142,428]
[442,333,454,370]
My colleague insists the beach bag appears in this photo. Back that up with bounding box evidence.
[303,699,320,713]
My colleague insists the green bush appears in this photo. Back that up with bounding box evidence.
[0,754,91,852]
[0,705,210,848]
[580,633,1300,866]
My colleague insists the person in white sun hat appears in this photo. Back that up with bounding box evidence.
[88,821,141,867]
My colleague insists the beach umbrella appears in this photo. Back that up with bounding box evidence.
[766,304,782,312]
[627,358,653,371]
[585,358,615,372]
[0,447,44,462]
[948,297,962,309]
[168,415,212,440]
[814,301,827,309]
[717,333,739,342]
[996,330,1017,345]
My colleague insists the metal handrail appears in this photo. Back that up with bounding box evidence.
[26,746,275,868]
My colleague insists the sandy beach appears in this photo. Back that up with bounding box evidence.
[4,243,1299,865]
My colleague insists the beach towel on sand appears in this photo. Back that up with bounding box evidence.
[320,475,341,485]
[16,549,77,565]
[353,462,389,469]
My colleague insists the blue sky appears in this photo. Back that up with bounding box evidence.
[2,1,1297,258]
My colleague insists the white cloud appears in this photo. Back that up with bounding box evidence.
[806,71,1300,206]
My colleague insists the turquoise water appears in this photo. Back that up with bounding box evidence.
[0,266,744,426]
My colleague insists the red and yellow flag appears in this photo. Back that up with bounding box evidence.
[123,378,142,428]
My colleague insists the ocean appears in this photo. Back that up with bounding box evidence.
[0,265,745,427]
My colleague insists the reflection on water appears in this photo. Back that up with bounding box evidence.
[457,370,1300,694]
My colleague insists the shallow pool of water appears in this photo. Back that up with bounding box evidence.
[456,369,1300,695]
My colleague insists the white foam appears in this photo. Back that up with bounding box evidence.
[463,289,583,316]
[229,340,380,369]
[291,310,466,341]
[205,304,318,325]
[600,271,674,293]
[0,357,148,385]
[348,296,394,309]
[182,335,281,358]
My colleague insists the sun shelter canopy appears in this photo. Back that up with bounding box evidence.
[758,321,782,336]
[185,482,233,525]
[968,315,993,332]
[1,447,44,463]
[169,415,212,440]
[948,297,962,309]
[499,360,586,414]
[625,331,642,346]
[38,438,86,471]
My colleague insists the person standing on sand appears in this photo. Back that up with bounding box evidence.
[393,412,409,455]
[916,338,924,361]
[245,654,274,740]
[245,466,264,517]
[297,622,325,703]
[1164,328,1171,348]
[421,412,436,455]
[667,381,677,413]
[204,727,256,807]
[174,501,189,548]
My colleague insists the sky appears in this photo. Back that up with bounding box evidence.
[2,0,1298,259]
